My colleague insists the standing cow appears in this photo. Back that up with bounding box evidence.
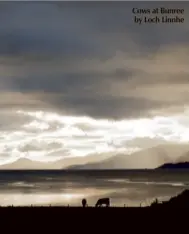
[82,198,87,207]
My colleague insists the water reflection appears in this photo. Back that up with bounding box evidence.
[0,170,188,206]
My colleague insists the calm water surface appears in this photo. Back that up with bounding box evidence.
[0,170,188,207]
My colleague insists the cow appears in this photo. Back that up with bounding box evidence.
[82,198,87,207]
[95,198,110,207]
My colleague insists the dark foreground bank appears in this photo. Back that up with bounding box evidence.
[1,190,189,232]
[0,206,188,233]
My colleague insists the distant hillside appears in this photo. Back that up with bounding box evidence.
[157,162,189,169]
[67,154,128,169]
[175,150,189,163]
[0,158,52,170]
[0,152,112,170]
[1,143,189,170]
[67,144,189,169]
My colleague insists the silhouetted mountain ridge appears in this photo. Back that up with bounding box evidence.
[158,162,189,169]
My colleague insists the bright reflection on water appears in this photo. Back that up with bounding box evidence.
[0,193,84,206]
[0,170,188,207]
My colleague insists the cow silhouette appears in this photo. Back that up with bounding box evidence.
[82,198,87,207]
[95,198,110,207]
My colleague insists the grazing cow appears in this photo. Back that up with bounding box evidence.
[95,198,110,207]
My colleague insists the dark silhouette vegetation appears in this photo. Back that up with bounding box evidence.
[157,162,189,169]
[150,189,189,208]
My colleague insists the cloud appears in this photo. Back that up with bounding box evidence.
[0,109,188,165]
[0,2,189,165]
[0,2,189,118]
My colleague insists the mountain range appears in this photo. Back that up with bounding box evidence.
[1,143,189,169]
[0,152,112,170]
[67,144,189,170]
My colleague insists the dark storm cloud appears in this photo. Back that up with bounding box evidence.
[0,2,189,119]
[44,95,166,119]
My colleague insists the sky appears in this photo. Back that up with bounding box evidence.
[1,1,189,166]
